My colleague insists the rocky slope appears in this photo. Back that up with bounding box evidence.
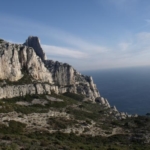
[0,37,147,150]
[0,93,147,150]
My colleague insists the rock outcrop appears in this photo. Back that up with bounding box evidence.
[24,36,47,61]
[0,36,102,102]
[0,83,94,99]
[95,97,110,107]
[0,40,53,83]
[45,60,100,101]
[0,84,56,99]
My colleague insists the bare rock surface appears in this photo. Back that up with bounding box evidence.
[31,99,48,106]
[24,36,47,61]
[0,37,100,101]
[0,41,53,83]
[45,60,100,101]
[0,110,111,136]
[0,84,56,99]
[16,101,31,106]
[0,110,69,129]
[46,95,63,102]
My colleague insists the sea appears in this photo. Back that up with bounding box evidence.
[82,66,150,115]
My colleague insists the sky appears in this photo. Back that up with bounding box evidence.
[1,0,150,71]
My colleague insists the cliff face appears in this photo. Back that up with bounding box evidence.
[0,37,101,102]
[45,60,100,101]
[45,60,75,86]
[0,41,53,83]
[0,83,60,99]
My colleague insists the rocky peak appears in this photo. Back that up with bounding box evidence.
[24,36,47,61]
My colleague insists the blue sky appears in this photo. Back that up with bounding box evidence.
[1,0,150,71]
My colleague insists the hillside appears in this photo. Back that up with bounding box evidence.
[0,37,149,150]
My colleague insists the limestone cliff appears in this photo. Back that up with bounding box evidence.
[0,40,53,83]
[45,60,100,101]
[0,37,104,103]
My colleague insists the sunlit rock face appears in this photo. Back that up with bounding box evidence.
[0,36,100,101]
[45,60,100,101]
[0,42,23,81]
[45,60,75,86]
[0,41,53,83]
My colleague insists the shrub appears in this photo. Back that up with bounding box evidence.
[63,92,85,101]
[0,120,26,134]
[47,118,77,129]
[0,39,4,43]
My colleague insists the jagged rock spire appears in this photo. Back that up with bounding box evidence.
[24,36,47,61]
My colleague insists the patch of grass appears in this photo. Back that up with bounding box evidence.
[0,106,14,113]
[50,93,79,105]
[63,92,85,101]
[1,94,48,104]
[26,131,150,150]
[14,105,49,114]
[0,143,20,150]
[0,92,150,149]
[0,94,80,114]
[0,95,50,114]
[48,117,77,129]
[0,38,4,43]
[0,120,26,134]
[66,107,100,121]
[2,73,33,86]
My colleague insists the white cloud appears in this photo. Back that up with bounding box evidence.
[118,42,131,51]
[42,44,88,59]
[145,19,150,24]
[137,32,150,43]
[43,31,108,53]
[110,0,138,6]
[0,14,108,54]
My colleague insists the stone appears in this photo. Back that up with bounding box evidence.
[16,101,31,106]
[46,95,63,102]
[95,97,110,108]
[24,36,47,61]
[31,99,48,106]
[104,99,110,108]
[112,106,118,112]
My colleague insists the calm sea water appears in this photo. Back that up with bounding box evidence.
[82,66,150,115]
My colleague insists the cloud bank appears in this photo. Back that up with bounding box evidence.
[1,14,150,70]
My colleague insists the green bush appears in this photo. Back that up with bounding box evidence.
[63,92,85,101]
[48,118,77,129]
[0,39,4,43]
[66,108,99,121]
[3,73,33,85]
[1,143,20,150]
[0,120,26,134]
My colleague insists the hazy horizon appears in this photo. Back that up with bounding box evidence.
[81,65,150,115]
